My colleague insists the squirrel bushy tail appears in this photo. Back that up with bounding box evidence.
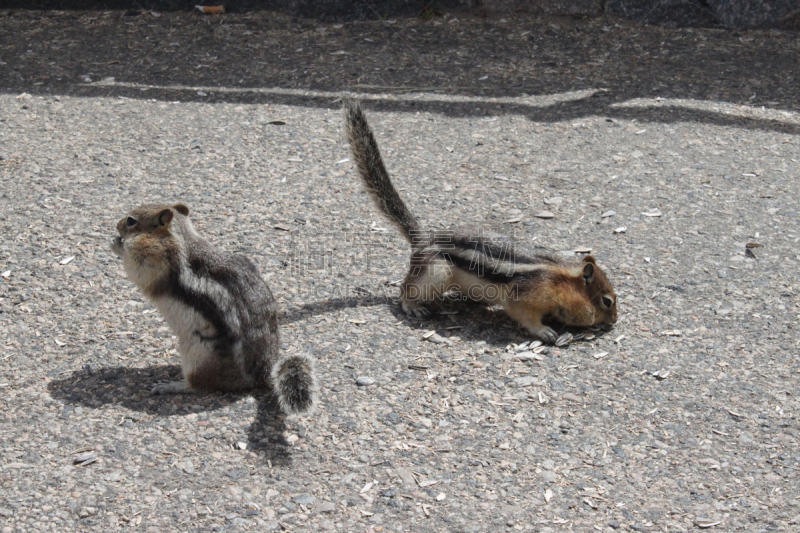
[343,99,421,242]
[271,354,316,415]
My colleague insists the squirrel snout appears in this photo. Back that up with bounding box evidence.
[111,236,124,257]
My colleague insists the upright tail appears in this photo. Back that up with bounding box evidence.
[271,353,317,415]
[343,99,421,242]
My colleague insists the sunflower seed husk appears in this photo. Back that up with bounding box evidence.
[73,452,97,464]
[514,351,544,362]
[555,332,573,347]
[73,452,98,466]
[538,391,548,404]
[593,352,608,359]
[571,332,586,341]
[695,518,722,528]
[533,211,555,219]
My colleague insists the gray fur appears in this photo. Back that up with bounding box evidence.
[112,203,316,415]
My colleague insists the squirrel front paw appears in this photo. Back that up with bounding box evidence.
[528,326,558,344]
[401,299,432,319]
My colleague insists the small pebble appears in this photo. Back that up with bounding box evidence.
[356,377,375,387]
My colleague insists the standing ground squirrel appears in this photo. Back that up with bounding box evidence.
[111,203,316,415]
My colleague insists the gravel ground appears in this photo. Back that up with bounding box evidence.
[1,9,800,533]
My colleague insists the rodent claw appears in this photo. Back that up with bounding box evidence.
[402,300,431,319]
[529,327,558,344]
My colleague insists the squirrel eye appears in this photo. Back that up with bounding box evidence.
[126,216,137,227]
[602,296,614,308]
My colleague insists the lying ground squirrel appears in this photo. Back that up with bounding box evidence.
[111,203,316,415]
[343,100,617,343]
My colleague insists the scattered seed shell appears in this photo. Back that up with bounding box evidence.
[642,209,662,217]
[593,352,608,359]
[73,452,98,466]
[574,246,592,254]
[533,211,555,219]
[544,489,553,503]
[538,391,548,404]
[60,255,75,265]
[555,332,573,347]
[695,518,722,528]
[514,351,544,362]
[73,452,96,464]
[614,227,627,234]
[600,210,616,218]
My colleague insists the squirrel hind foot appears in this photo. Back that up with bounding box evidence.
[151,380,192,395]
[271,354,317,415]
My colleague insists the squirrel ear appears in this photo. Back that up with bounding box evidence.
[582,262,594,285]
[582,255,596,265]
[173,204,189,216]
[157,208,174,227]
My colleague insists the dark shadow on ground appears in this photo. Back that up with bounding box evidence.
[280,295,394,324]
[47,363,293,465]
[0,0,463,20]
[0,9,797,134]
[283,292,613,349]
